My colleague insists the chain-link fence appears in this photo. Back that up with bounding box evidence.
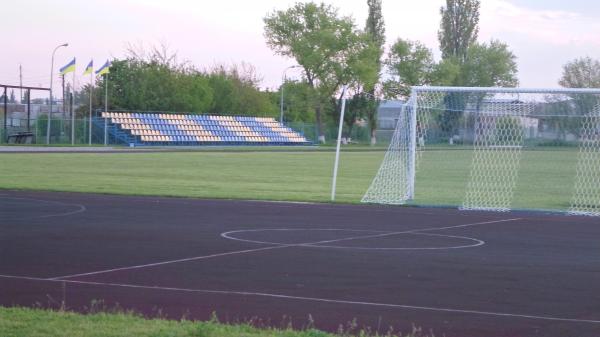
[1,116,106,145]
[287,121,377,145]
[2,118,387,146]
[2,114,378,146]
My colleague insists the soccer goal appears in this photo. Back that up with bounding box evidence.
[362,86,600,215]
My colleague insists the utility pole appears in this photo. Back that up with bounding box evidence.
[62,74,65,118]
[19,64,23,103]
[70,92,74,145]
[47,42,68,144]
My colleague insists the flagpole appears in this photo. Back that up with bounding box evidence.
[71,69,75,145]
[103,73,108,146]
[88,69,93,145]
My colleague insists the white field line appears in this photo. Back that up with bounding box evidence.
[221,228,485,250]
[50,218,521,280]
[0,273,599,325]
[0,196,87,219]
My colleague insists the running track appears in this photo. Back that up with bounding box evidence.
[1,190,599,337]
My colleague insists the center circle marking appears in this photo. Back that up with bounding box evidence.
[221,228,484,250]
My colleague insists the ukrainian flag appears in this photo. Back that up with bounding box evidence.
[95,60,110,76]
[83,60,93,75]
[60,58,76,75]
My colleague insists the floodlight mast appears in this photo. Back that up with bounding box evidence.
[47,43,69,144]
[280,65,300,124]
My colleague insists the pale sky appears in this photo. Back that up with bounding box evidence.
[2,0,600,95]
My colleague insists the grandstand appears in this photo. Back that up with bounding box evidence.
[101,112,310,146]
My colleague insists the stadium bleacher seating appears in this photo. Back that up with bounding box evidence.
[101,112,310,146]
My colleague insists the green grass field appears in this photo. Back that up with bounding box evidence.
[0,307,435,337]
[0,307,332,337]
[0,147,581,211]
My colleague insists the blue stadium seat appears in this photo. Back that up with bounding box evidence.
[109,112,309,146]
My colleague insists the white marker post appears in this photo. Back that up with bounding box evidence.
[331,86,347,202]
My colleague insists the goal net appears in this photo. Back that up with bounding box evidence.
[362,86,600,215]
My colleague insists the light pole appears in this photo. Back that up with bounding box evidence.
[47,42,68,144]
[280,65,300,124]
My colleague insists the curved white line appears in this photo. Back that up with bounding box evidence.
[50,218,520,280]
[222,218,519,250]
[0,196,87,219]
[305,232,485,250]
[220,228,386,246]
[222,229,484,250]
[0,274,599,325]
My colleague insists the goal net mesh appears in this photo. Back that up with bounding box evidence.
[569,105,600,216]
[362,87,600,215]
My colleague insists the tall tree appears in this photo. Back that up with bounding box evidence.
[559,57,600,88]
[460,40,518,87]
[364,0,385,145]
[384,38,435,99]
[438,0,480,61]
[264,2,378,143]
[559,57,600,123]
[438,40,518,140]
[277,79,316,123]
[206,63,278,116]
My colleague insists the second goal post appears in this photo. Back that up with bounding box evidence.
[362,86,600,215]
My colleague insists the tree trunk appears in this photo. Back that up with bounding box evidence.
[368,88,378,146]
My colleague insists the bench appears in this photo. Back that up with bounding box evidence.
[7,132,35,144]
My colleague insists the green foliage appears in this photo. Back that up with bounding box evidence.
[98,59,213,113]
[540,93,600,139]
[438,0,480,61]
[343,92,377,138]
[459,40,519,87]
[279,80,317,122]
[559,57,600,88]
[383,39,464,100]
[264,2,379,139]
[557,58,600,139]
[365,0,385,59]
[432,41,517,136]
[77,50,277,117]
[206,64,278,117]
[363,0,385,144]
[264,2,376,92]
[33,114,64,139]
[384,39,435,98]
[429,58,461,86]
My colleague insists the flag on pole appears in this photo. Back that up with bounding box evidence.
[83,60,93,75]
[60,58,76,75]
[96,60,110,76]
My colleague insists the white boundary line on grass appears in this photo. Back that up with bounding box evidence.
[1,273,599,325]
[49,218,520,280]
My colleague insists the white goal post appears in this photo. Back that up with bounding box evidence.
[362,86,600,215]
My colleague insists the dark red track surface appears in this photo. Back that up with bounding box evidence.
[1,190,599,337]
